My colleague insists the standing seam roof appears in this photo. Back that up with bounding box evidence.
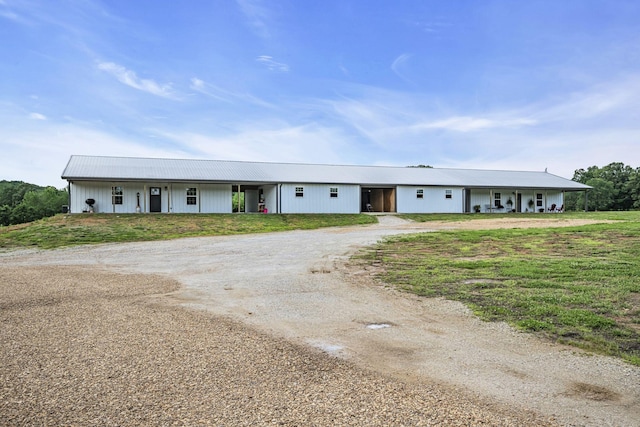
[61,155,591,190]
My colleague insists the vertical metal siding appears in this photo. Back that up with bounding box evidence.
[427,187,462,213]
[397,186,463,213]
[280,183,359,213]
[171,183,200,213]
[245,190,259,213]
[199,184,232,213]
[261,185,278,214]
[396,186,429,213]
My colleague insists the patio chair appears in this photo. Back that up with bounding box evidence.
[548,203,556,212]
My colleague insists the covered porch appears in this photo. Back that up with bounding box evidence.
[465,188,567,213]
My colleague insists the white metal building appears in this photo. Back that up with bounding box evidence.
[61,155,590,214]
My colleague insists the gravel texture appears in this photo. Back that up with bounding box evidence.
[2,216,639,426]
[1,266,546,426]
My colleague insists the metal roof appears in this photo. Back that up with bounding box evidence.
[62,155,590,190]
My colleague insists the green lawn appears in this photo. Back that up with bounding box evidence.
[354,211,640,365]
[0,213,377,249]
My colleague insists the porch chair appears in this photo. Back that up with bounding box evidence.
[548,203,556,212]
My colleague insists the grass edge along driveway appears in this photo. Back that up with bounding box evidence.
[354,214,640,366]
[0,213,377,249]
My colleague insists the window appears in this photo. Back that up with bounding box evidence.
[536,193,543,207]
[494,192,501,207]
[295,187,304,197]
[187,187,197,205]
[416,189,424,199]
[445,189,452,199]
[329,187,338,198]
[111,186,123,205]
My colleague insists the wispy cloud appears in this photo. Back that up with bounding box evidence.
[0,1,29,24]
[29,112,47,120]
[236,0,271,38]
[531,75,640,124]
[413,116,537,132]
[391,53,413,84]
[189,77,274,108]
[256,55,289,72]
[0,9,18,21]
[97,61,176,99]
[151,121,351,164]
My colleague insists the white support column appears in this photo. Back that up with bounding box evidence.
[489,189,493,212]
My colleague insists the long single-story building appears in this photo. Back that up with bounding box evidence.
[61,155,590,214]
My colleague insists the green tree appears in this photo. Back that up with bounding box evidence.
[569,162,637,211]
[0,182,68,226]
[232,192,245,213]
[624,167,640,209]
[571,178,614,211]
[0,181,41,207]
[18,187,68,218]
[0,205,11,226]
[9,204,39,224]
[598,162,634,210]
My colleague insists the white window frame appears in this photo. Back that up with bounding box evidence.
[329,187,338,198]
[416,189,424,199]
[186,187,197,205]
[112,186,123,205]
[295,186,304,197]
[445,189,452,199]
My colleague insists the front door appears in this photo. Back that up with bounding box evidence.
[150,187,162,212]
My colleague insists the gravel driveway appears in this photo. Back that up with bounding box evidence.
[2,216,639,426]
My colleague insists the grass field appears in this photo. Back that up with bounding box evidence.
[355,211,640,365]
[0,213,377,249]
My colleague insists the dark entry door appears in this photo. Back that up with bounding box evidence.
[150,187,162,212]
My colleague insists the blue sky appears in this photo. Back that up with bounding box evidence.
[2,0,640,187]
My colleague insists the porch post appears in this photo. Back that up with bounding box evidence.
[490,189,493,212]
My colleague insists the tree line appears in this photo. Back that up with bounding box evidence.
[565,162,640,211]
[0,181,68,226]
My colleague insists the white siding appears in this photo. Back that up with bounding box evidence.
[397,186,463,213]
[171,183,200,213]
[69,182,146,213]
[245,189,259,213]
[200,184,232,213]
[261,185,277,214]
[280,183,359,213]
[170,183,231,214]
[70,181,231,213]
